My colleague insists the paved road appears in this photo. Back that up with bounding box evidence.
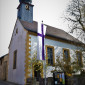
[0,80,19,85]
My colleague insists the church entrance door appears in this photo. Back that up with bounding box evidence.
[34,65,41,81]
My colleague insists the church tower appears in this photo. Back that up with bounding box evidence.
[17,0,33,23]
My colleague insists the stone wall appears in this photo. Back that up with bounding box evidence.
[65,73,85,85]
[26,75,85,85]
[26,77,53,85]
[73,75,85,85]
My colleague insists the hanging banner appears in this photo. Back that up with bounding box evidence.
[37,21,46,60]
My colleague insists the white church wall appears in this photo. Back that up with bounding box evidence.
[30,34,85,78]
[8,19,26,84]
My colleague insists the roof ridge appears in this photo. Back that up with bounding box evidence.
[19,19,85,45]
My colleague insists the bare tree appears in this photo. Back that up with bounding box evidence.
[66,0,85,32]
[53,55,82,75]
[65,0,85,43]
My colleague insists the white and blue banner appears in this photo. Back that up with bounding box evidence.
[37,21,46,60]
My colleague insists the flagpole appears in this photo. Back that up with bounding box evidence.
[42,21,46,85]
[44,59,46,85]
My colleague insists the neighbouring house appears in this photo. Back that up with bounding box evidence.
[0,54,9,81]
[7,0,85,85]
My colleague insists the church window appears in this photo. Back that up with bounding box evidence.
[63,48,70,62]
[46,45,55,65]
[16,28,18,34]
[76,51,82,66]
[0,60,2,65]
[13,50,17,69]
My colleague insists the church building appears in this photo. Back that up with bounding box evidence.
[8,0,85,85]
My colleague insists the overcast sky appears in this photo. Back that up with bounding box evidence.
[0,0,70,57]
